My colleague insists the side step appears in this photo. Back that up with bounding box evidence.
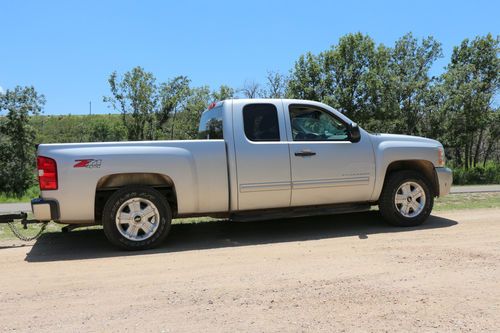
[230,203,372,222]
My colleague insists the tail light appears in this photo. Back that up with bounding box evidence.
[37,156,58,190]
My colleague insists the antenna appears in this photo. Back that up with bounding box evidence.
[89,101,92,115]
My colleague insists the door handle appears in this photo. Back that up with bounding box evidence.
[294,150,316,157]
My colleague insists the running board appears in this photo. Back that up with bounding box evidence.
[230,203,371,222]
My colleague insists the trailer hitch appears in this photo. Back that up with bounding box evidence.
[0,212,48,241]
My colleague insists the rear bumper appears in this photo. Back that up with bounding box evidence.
[31,198,59,221]
[435,167,453,197]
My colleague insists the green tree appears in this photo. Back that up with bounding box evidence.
[322,33,378,120]
[263,71,287,98]
[158,76,191,139]
[212,85,235,101]
[482,108,500,165]
[286,52,325,101]
[0,86,45,195]
[240,80,261,98]
[440,34,499,168]
[287,33,396,132]
[170,86,211,139]
[103,67,159,141]
[389,33,442,135]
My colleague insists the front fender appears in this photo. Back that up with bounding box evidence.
[370,141,440,201]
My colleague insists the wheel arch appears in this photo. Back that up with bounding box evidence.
[382,160,438,197]
[94,173,178,222]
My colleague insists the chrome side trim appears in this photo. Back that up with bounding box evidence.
[240,176,371,193]
[292,176,370,190]
[239,181,292,193]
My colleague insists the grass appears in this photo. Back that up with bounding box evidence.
[0,186,40,203]
[1,192,499,242]
[433,192,500,211]
[0,220,61,241]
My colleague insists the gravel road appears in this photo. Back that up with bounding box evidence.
[0,208,499,332]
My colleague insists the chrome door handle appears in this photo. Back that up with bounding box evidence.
[294,151,316,157]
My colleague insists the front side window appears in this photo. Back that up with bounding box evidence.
[198,106,223,139]
[243,104,280,141]
[289,105,348,141]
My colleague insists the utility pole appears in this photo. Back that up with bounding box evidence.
[89,101,92,115]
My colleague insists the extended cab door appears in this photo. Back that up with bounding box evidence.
[231,100,291,211]
[283,101,375,207]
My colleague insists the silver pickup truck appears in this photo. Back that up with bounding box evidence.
[32,99,452,250]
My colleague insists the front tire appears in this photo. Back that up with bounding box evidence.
[379,170,434,227]
[102,186,172,250]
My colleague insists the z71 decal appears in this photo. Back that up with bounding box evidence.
[74,159,102,168]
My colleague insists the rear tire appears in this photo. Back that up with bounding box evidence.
[102,186,172,250]
[379,170,433,227]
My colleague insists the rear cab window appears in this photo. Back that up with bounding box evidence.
[198,105,223,139]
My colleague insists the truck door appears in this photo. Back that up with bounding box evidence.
[283,101,375,207]
[232,100,291,210]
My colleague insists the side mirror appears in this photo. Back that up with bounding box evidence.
[348,122,361,143]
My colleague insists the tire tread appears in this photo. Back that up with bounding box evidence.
[102,186,172,250]
[379,170,434,227]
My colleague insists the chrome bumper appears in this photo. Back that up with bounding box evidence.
[435,167,453,197]
[31,198,59,221]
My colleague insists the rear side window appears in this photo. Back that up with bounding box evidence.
[198,106,223,139]
[243,104,280,142]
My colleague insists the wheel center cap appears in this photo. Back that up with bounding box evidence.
[407,196,412,203]
[133,215,142,223]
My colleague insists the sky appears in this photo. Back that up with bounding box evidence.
[1,0,499,115]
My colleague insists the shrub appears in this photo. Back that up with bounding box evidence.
[451,163,500,185]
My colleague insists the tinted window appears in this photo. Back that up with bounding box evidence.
[243,104,280,142]
[198,106,223,139]
[289,105,348,141]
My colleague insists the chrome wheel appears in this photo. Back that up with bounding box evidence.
[115,198,160,241]
[394,181,426,218]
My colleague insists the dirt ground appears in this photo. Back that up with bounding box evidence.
[0,208,499,332]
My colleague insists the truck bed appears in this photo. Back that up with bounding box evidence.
[37,140,229,223]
